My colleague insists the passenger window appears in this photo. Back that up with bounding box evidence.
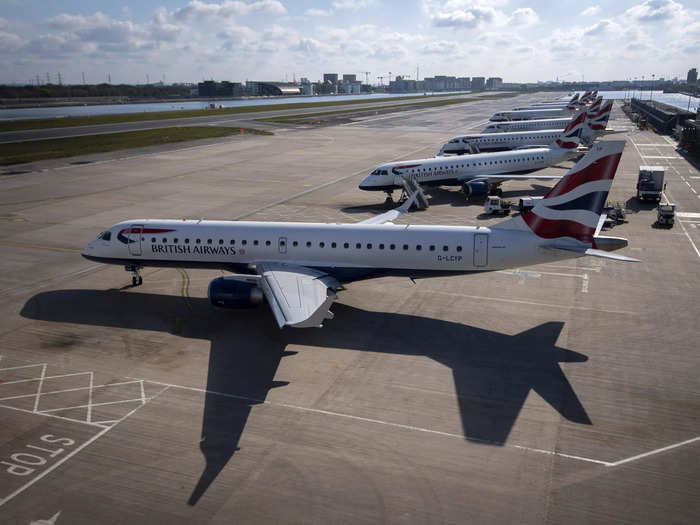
[367,243,372,249]
[219,239,224,245]
[355,243,361,249]
[230,239,235,245]
[173,238,178,244]
[242,240,247,245]
[403,244,408,250]
[390,244,396,250]
[443,245,448,252]
[331,242,337,248]
[150,237,155,242]
[265,240,271,246]
[320,242,325,248]
[185,238,190,244]
[253,240,259,246]
[207,239,212,244]
[457,246,462,252]
[196,239,201,244]
[416,245,422,251]
[292,241,298,247]
[379,243,385,250]
[162,238,167,243]
[344,242,349,248]
[430,245,435,251]
[306,241,312,247]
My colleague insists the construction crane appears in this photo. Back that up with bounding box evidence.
[377,75,385,86]
[361,71,371,84]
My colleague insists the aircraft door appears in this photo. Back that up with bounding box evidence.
[127,224,143,256]
[473,233,488,267]
[278,237,287,254]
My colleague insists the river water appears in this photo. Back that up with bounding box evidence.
[0,91,469,121]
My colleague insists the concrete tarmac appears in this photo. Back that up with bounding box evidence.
[0,94,698,524]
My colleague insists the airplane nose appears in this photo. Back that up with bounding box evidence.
[359,176,372,190]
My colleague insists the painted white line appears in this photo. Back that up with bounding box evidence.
[427,291,638,315]
[0,372,90,386]
[677,212,700,219]
[0,380,144,401]
[677,219,700,259]
[581,274,589,293]
[634,143,675,147]
[139,380,146,404]
[0,403,103,428]
[130,378,610,467]
[39,397,148,413]
[639,155,679,159]
[87,372,94,424]
[0,385,171,508]
[32,364,47,413]
[0,364,44,373]
[607,436,700,467]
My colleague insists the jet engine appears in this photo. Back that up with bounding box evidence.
[208,276,264,308]
[462,180,489,199]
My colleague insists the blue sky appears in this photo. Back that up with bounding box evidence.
[0,1,698,85]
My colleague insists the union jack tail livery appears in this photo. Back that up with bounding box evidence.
[518,140,625,246]
[587,101,612,131]
[588,97,603,113]
[556,110,586,149]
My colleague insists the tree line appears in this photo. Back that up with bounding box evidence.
[0,83,193,99]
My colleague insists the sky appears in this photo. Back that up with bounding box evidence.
[0,0,698,85]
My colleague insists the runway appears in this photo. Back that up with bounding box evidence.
[0,93,698,524]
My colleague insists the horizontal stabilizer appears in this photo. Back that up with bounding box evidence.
[544,245,639,262]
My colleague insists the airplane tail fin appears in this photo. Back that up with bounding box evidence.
[587,101,612,132]
[554,111,586,149]
[519,140,625,245]
[588,96,603,113]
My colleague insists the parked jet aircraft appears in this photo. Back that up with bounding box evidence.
[81,141,633,329]
[359,124,581,199]
[490,106,577,121]
[439,111,587,155]
[482,101,611,135]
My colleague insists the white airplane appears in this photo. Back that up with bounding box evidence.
[81,141,634,329]
[482,101,611,135]
[516,95,598,111]
[439,111,588,155]
[490,106,577,121]
[359,123,581,199]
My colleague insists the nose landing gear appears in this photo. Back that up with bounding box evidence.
[125,265,143,286]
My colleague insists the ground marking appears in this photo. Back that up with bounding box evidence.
[0,385,171,508]
[426,290,636,315]
[0,381,144,402]
[0,241,80,253]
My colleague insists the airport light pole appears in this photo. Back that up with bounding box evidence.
[650,74,655,102]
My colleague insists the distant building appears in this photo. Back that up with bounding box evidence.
[389,76,418,93]
[486,77,503,90]
[340,81,362,94]
[342,74,357,83]
[457,77,471,90]
[471,77,485,90]
[197,80,244,97]
[246,81,301,96]
[688,68,698,84]
[323,73,339,84]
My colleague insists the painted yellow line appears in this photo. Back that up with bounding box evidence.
[0,240,80,253]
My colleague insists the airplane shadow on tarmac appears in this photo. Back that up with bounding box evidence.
[21,289,591,505]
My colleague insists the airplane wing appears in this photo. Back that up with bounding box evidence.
[255,262,340,328]
[461,174,562,184]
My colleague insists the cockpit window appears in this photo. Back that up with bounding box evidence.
[99,231,111,241]
[371,169,380,175]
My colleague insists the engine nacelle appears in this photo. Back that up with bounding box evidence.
[462,180,489,199]
[208,277,264,308]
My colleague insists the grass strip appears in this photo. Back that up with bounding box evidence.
[258,92,518,123]
[0,126,271,165]
[0,92,469,133]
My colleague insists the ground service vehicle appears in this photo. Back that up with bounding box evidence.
[657,203,676,227]
[637,166,665,201]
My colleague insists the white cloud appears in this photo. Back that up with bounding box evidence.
[332,0,377,10]
[583,19,620,36]
[625,0,684,23]
[305,8,333,17]
[581,6,601,16]
[508,7,539,27]
[173,0,286,22]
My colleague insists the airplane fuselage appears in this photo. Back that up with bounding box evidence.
[440,129,572,155]
[482,118,573,133]
[359,147,570,192]
[81,219,574,284]
[491,108,575,121]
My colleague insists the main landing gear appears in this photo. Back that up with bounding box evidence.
[126,265,143,286]
[383,190,395,206]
